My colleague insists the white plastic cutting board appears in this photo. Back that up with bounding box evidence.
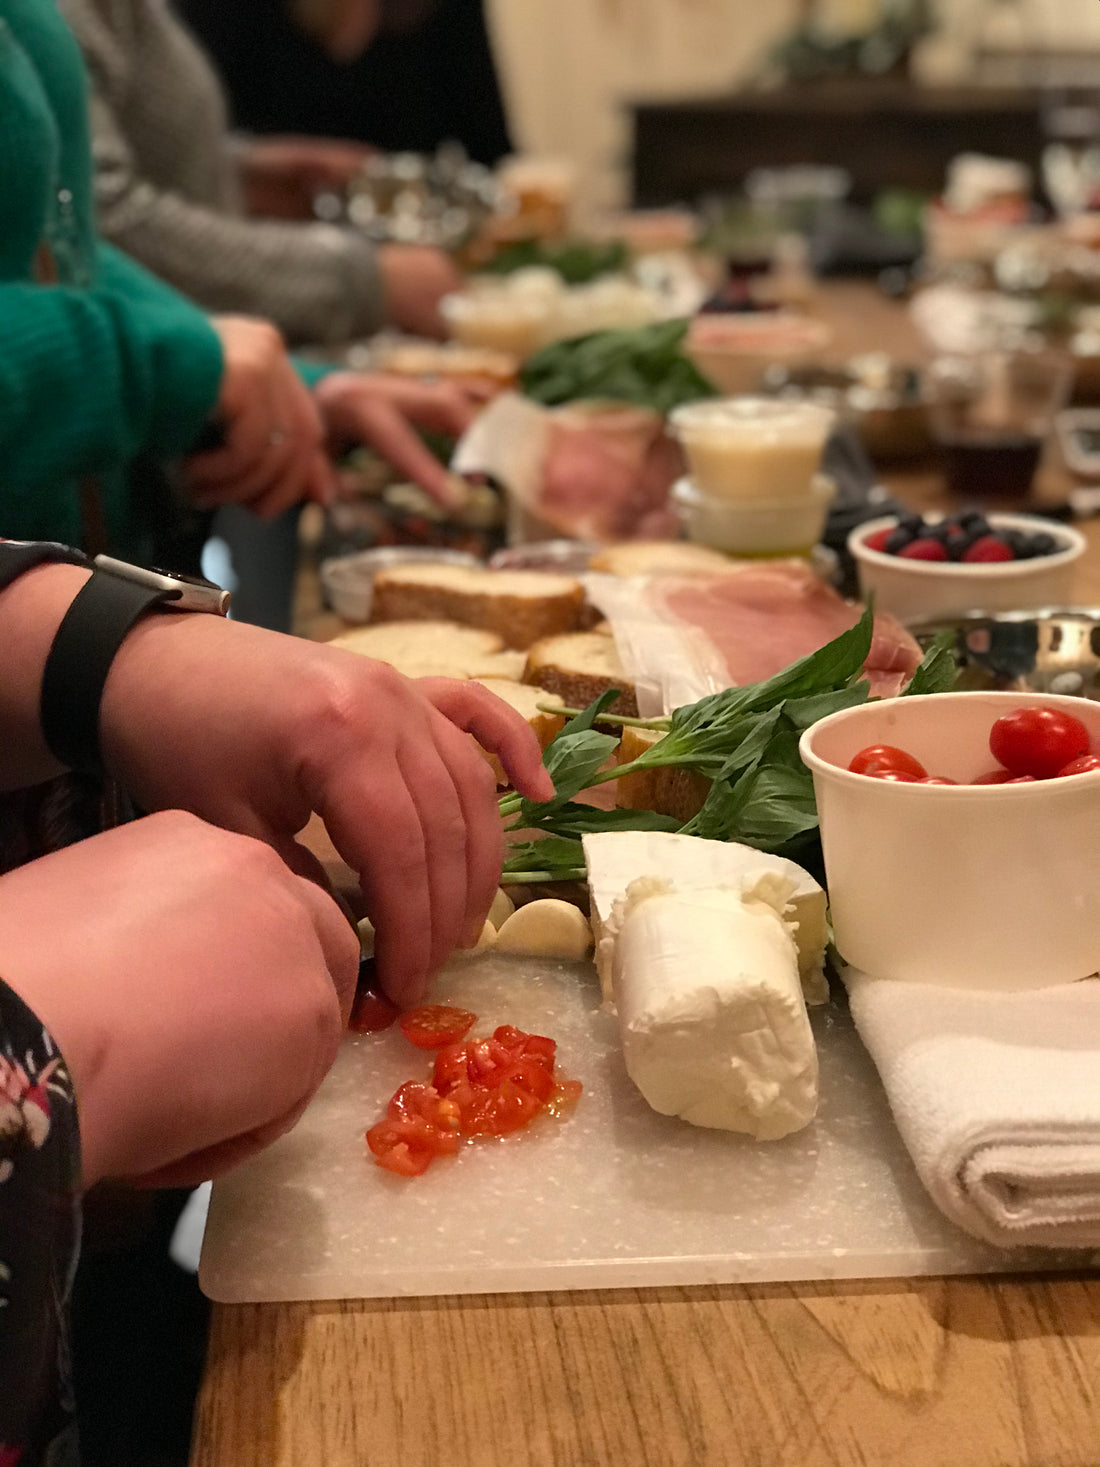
[199,952,1091,1303]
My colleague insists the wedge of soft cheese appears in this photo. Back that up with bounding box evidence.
[582,830,828,1004]
[609,876,818,1139]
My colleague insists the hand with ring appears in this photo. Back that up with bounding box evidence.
[182,316,336,517]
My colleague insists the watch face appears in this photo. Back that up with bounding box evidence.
[148,566,223,592]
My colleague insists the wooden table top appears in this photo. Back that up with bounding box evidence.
[190,285,1100,1467]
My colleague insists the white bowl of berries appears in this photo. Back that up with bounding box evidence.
[848,511,1085,624]
[800,691,1100,989]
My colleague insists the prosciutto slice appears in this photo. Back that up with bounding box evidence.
[656,561,922,698]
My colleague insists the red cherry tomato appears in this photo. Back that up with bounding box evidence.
[988,707,1090,779]
[1055,754,1100,777]
[972,768,1012,784]
[848,744,928,779]
[917,776,958,785]
[399,1005,477,1050]
[349,986,399,1033]
[870,769,922,782]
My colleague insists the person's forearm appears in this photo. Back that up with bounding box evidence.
[0,564,92,790]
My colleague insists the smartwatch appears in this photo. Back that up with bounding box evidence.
[39,553,231,775]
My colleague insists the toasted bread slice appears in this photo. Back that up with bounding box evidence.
[588,540,738,578]
[370,563,584,650]
[472,679,566,784]
[615,724,709,823]
[523,631,637,718]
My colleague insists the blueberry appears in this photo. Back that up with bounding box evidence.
[957,512,990,534]
[897,512,924,535]
[1004,529,1035,559]
[885,527,914,554]
[1030,532,1058,557]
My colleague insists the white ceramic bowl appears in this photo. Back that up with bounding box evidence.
[672,473,834,557]
[800,690,1100,989]
[320,547,478,624]
[849,513,1085,624]
[685,313,832,397]
[668,396,835,501]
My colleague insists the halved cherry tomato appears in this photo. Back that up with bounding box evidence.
[349,986,399,1033]
[1056,754,1100,777]
[848,744,927,779]
[989,707,1090,780]
[366,1114,458,1175]
[387,1081,461,1134]
[399,1005,477,1050]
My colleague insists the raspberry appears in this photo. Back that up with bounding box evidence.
[962,535,1014,563]
[864,527,893,552]
[898,537,949,561]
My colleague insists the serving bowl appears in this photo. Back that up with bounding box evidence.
[800,691,1100,990]
[684,313,832,397]
[908,608,1100,700]
[849,513,1085,624]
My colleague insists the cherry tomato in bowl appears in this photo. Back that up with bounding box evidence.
[1056,753,1100,777]
[989,707,1090,780]
[848,744,927,779]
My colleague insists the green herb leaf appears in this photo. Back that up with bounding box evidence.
[902,630,959,698]
[503,836,586,877]
[540,728,619,806]
[519,319,717,416]
[524,802,682,837]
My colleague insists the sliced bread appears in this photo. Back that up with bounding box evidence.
[615,725,709,823]
[327,620,504,677]
[588,540,738,578]
[473,679,566,785]
[370,563,584,650]
[523,631,637,718]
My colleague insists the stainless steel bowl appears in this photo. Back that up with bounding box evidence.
[908,608,1100,700]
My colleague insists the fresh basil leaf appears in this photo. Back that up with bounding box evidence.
[540,727,619,805]
[687,763,820,851]
[783,681,871,729]
[525,802,682,837]
[503,837,585,876]
[545,689,621,746]
[520,319,716,415]
[902,630,959,697]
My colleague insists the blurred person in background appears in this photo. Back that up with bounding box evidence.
[178,0,513,175]
[60,0,479,631]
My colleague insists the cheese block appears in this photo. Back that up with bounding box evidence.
[523,631,637,718]
[327,620,524,681]
[370,563,585,651]
[472,679,566,784]
[582,830,828,1005]
[609,876,818,1139]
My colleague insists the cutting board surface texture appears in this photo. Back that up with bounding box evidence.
[200,952,1078,1302]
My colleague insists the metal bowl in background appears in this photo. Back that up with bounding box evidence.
[908,608,1100,700]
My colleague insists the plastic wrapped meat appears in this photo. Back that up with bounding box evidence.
[654,561,922,697]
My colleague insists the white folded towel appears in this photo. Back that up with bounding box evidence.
[844,969,1100,1250]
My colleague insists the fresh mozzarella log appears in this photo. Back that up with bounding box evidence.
[582,831,828,1004]
[611,877,818,1139]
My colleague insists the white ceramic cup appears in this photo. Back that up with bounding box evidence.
[799,691,1100,989]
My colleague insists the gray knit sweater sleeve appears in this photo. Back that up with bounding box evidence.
[61,0,384,347]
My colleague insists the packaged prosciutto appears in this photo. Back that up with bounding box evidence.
[586,558,923,717]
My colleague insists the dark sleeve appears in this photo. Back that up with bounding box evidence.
[438,0,513,166]
[0,978,82,1464]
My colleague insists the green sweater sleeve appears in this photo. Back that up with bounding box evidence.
[0,248,224,501]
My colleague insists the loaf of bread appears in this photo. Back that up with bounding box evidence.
[328,620,523,680]
[370,563,585,650]
[523,631,637,718]
[614,725,709,823]
[472,679,566,785]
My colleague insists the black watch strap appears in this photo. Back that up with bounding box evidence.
[40,570,174,774]
[0,538,88,592]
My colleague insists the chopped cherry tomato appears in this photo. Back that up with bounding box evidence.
[349,986,399,1033]
[386,1082,461,1134]
[848,745,927,779]
[989,707,1090,780]
[547,1079,584,1115]
[366,1115,457,1175]
[399,1005,477,1050]
[1055,754,1100,777]
[461,1079,544,1137]
[503,1056,556,1104]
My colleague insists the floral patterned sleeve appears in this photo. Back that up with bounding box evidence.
[0,979,81,1467]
